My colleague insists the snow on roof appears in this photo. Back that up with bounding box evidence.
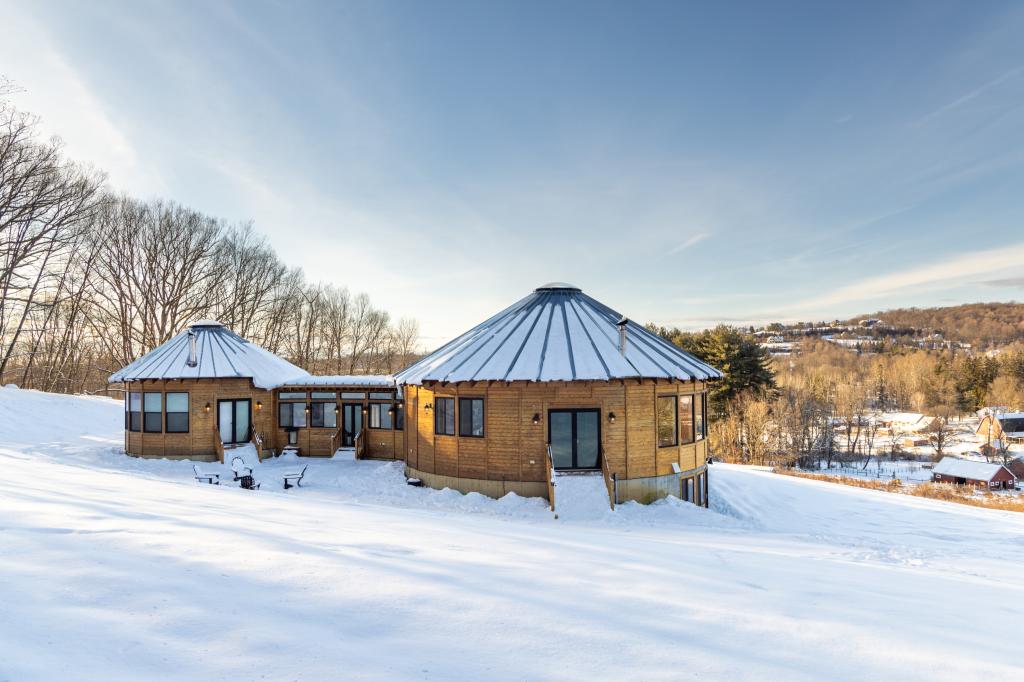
[395,284,723,385]
[108,321,310,390]
[878,412,928,424]
[276,375,396,388]
[932,457,1013,482]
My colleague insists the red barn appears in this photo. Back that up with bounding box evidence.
[932,457,1017,490]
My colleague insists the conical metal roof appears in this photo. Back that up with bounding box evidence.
[395,285,723,385]
[109,321,310,389]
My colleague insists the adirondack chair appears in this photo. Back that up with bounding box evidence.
[193,464,220,485]
[283,464,307,490]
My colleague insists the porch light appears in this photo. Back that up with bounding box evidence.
[255,401,262,411]
[334,406,340,414]
[532,413,540,425]
[608,412,616,424]
[362,407,368,414]
[387,407,395,416]
[304,405,310,413]
[204,402,211,413]
[397,401,404,410]
[425,403,432,412]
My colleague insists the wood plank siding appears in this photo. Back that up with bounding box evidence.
[403,379,708,485]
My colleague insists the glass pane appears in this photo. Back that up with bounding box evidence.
[130,413,141,431]
[311,391,337,399]
[344,406,353,434]
[144,413,162,432]
[130,392,142,411]
[396,406,404,430]
[234,401,250,443]
[576,411,600,468]
[657,396,677,447]
[549,412,573,469]
[381,407,393,430]
[679,395,694,444]
[279,402,292,427]
[166,392,188,412]
[144,393,161,412]
[325,406,337,429]
[369,392,393,400]
[279,392,306,400]
[695,393,705,440]
[311,403,324,427]
[294,404,307,428]
[341,392,366,399]
[459,399,472,436]
[444,401,455,435]
[167,413,189,433]
[353,409,362,436]
[370,405,381,428]
[472,400,484,437]
[219,402,233,443]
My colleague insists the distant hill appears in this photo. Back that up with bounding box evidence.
[844,302,1024,349]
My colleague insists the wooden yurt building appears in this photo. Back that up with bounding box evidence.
[394,283,722,506]
[109,321,403,461]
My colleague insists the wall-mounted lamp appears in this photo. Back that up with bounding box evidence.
[362,407,368,414]
[204,402,211,413]
[304,405,310,413]
[255,401,262,411]
[532,413,540,425]
[397,401,404,410]
[608,412,616,424]
[334,406,340,414]
[424,403,432,412]
[387,407,395,416]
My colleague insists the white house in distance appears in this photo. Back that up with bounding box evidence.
[876,412,940,434]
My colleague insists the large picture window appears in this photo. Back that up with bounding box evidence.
[434,397,455,435]
[311,402,337,428]
[369,404,393,429]
[458,398,485,437]
[279,402,307,428]
[657,396,677,447]
[166,392,189,433]
[679,394,695,444]
[143,393,162,433]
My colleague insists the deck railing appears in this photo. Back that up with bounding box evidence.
[213,423,225,464]
[329,426,343,455]
[355,429,366,459]
[545,445,556,512]
[251,430,264,460]
[600,455,617,511]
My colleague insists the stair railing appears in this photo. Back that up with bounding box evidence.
[355,428,366,459]
[601,455,617,511]
[545,445,556,513]
[213,423,225,464]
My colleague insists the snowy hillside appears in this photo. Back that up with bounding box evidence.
[2,387,1023,681]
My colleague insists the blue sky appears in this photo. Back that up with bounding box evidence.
[2,1,1023,346]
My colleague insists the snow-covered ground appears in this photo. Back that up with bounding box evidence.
[2,386,1024,681]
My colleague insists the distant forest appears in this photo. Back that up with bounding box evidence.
[0,81,418,396]
[847,302,1024,349]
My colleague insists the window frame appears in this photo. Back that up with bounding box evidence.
[143,392,162,433]
[656,395,678,448]
[369,403,393,430]
[279,401,307,428]
[434,397,455,436]
[458,397,485,438]
[165,392,190,434]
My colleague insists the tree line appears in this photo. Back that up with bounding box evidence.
[653,323,1024,468]
[0,83,418,395]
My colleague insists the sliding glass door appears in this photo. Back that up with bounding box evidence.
[548,409,600,470]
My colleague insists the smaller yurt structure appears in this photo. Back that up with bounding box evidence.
[395,283,722,506]
[109,321,308,461]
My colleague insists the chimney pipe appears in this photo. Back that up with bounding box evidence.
[187,329,198,367]
[617,316,628,356]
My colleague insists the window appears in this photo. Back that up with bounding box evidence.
[370,391,394,400]
[679,394,695,444]
[695,393,706,440]
[395,403,405,430]
[311,391,337,400]
[657,396,677,447]
[341,392,366,400]
[311,402,337,428]
[127,392,142,432]
[279,391,307,400]
[370,404,393,429]
[166,393,189,433]
[434,397,455,435]
[458,398,485,437]
[143,393,162,432]
[279,402,307,428]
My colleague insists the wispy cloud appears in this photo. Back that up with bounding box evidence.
[981,276,1024,289]
[667,232,709,255]
[916,65,1024,125]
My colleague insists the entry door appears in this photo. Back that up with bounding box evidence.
[548,409,600,470]
[342,403,363,447]
[217,399,251,445]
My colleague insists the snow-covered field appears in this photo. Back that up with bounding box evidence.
[2,386,1024,681]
